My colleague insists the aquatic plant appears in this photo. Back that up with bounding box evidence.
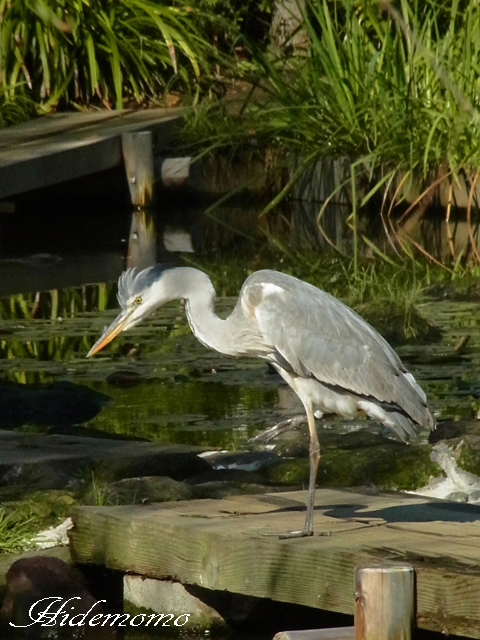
[0,0,210,110]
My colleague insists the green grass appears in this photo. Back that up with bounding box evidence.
[0,491,75,555]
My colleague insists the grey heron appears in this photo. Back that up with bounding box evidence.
[88,265,434,537]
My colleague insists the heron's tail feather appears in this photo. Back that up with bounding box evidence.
[357,399,430,443]
[382,410,419,443]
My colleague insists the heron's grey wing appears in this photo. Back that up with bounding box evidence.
[245,282,432,430]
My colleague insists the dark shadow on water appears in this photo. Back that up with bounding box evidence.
[0,380,110,429]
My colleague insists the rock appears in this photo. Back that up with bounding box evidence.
[0,380,109,429]
[186,468,268,486]
[106,370,143,387]
[0,547,71,592]
[123,576,229,632]
[106,477,194,505]
[0,557,106,634]
[0,432,210,489]
[264,442,439,491]
[455,436,480,476]
[445,492,468,503]
[191,481,278,500]
[106,450,211,482]
[199,450,280,471]
[468,490,480,503]
[272,439,310,459]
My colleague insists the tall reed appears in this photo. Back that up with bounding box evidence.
[187,0,480,263]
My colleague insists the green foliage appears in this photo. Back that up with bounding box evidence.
[0,0,209,110]
[86,471,111,506]
[184,0,480,267]
[230,0,480,173]
[0,506,35,553]
[0,284,117,368]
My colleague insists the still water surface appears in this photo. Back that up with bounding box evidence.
[1,278,480,446]
[1,198,480,640]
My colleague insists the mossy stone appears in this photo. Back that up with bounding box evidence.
[264,444,440,491]
[456,437,480,476]
[107,476,194,505]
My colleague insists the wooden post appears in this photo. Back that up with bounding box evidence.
[122,131,155,207]
[354,565,414,640]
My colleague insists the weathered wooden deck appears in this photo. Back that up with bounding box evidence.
[0,108,181,199]
[69,487,480,638]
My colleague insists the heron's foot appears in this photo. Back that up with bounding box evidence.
[258,529,313,538]
[249,415,307,444]
[279,529,314,539]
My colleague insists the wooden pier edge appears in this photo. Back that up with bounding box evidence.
[68,489,480,639]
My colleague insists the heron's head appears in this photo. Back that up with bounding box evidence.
[87,264,175,357]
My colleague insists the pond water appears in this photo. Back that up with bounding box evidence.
[1,189,480,640]
[1,271,480,448]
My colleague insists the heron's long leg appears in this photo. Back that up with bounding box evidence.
[304,406,320,534]
[280,406,320,539]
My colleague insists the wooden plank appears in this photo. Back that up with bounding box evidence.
[0,108,182,199]
[69,489,480,639]
[0,111,124,148]
[0,137,123,199]
[274,629,355,640]
[0,107,179,151]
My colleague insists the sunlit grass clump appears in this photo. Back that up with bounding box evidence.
[204,0,480,174]
[0,0,208,111]
[185,0,480,266]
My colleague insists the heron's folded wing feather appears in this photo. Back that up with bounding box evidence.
[250,285,431,429]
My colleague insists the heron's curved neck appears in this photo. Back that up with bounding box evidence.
[168,268,236,355]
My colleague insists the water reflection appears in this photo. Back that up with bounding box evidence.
[0,380,109,429]
[127,209,157,271]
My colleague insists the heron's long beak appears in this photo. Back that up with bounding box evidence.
[87,308,134,357]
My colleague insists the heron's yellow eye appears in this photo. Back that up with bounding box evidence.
[135,296,142,305]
